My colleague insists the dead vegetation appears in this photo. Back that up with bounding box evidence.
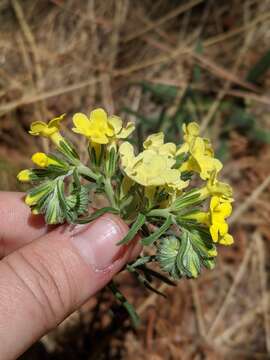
[1,0,270,359]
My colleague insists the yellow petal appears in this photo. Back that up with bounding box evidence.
[210,196,219,211]
[48,113,65,128]
[117,122,135,139]
[220,233,234,245]
[210,224,219,242]
[143,132,164,149]
[72,113,91,133]
[91,133,109,144]
[191,137,205,156]
[32,152,49,167]
[17,169,31,182]
[159,143,176,157]
[29,121,46,135]
[218,221,228,236]
[187,122,200,136]
[219,202,232,218]
[119,142,136,168]
[108,115,122,134]
[90,108,108,124]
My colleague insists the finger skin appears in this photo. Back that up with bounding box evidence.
[0,192,51,257]
[0,214,140,360]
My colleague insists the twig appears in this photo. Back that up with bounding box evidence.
[255,232,270,353]
[215,293,269,344]
[123,0,205,43]
[200,2,257,133]
[229,175,270,225]
[190,280,206,337]
[137,283,169,316]
[207,240,254,337]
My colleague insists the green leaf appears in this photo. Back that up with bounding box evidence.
[129,256,154,268]
[137,265,176,286]
[75,207,119,224]
[108,281,140,327]
[176,231,201,278]
[44,180,66,224]
[157,236,180,279]
[59,140,79,161]
[118,213,146,245]
[127,265,167,297]
[171,190,201,212]
[105,147,118,177]
[141,215,173,245]
[158,231,205,279]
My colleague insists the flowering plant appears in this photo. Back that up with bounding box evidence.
[18,108,233,325]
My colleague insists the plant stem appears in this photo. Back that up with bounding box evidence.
[104,177,117,209]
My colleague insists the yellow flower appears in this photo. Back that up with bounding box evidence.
[209,196,233,245]
[72,108,134,144]
[29,114,65,146]
[183,122,200,144]
[180,137,222,180]
[17,169,32,182]
[25,189,48,206]
[119,141,187,190]
[31,152,60,168]
[199,171,233,201]
[143,132,176,158]
[183,211,209,225]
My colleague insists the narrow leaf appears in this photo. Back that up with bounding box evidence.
[137,265,176,286]
[118,213,146,245]
[141,215,173,246]
[75,207,119,224]
[108,281,140,327]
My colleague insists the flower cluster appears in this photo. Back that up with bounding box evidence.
[17,107,234,324]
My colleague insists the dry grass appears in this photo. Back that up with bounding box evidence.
[1,0,270,359]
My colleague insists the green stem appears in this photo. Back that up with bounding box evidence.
[104,177,117,209]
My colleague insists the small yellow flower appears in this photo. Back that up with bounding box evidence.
[25,189,48,206]
[119,141,187,190]
[180,137,222,180]
[31,152,60,168]
[199,171,233,201]
[29,114,65,146]
[143,132,176,158]
[72,108,134,144]
[209,196,233,245]
[17,169,32,182]
[183,122,200,144]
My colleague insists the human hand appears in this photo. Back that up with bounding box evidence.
[0,191,139,359]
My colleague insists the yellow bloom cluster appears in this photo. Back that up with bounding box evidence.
[20,109,234,247]
[184,195,233,245]
[119,132,188,190]
[178,122,222,180]
[209,196,233,245]
[72,108,135,144]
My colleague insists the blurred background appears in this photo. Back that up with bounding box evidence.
[1,0,270,359]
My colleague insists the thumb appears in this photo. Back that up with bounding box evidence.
[0,214,138,360]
